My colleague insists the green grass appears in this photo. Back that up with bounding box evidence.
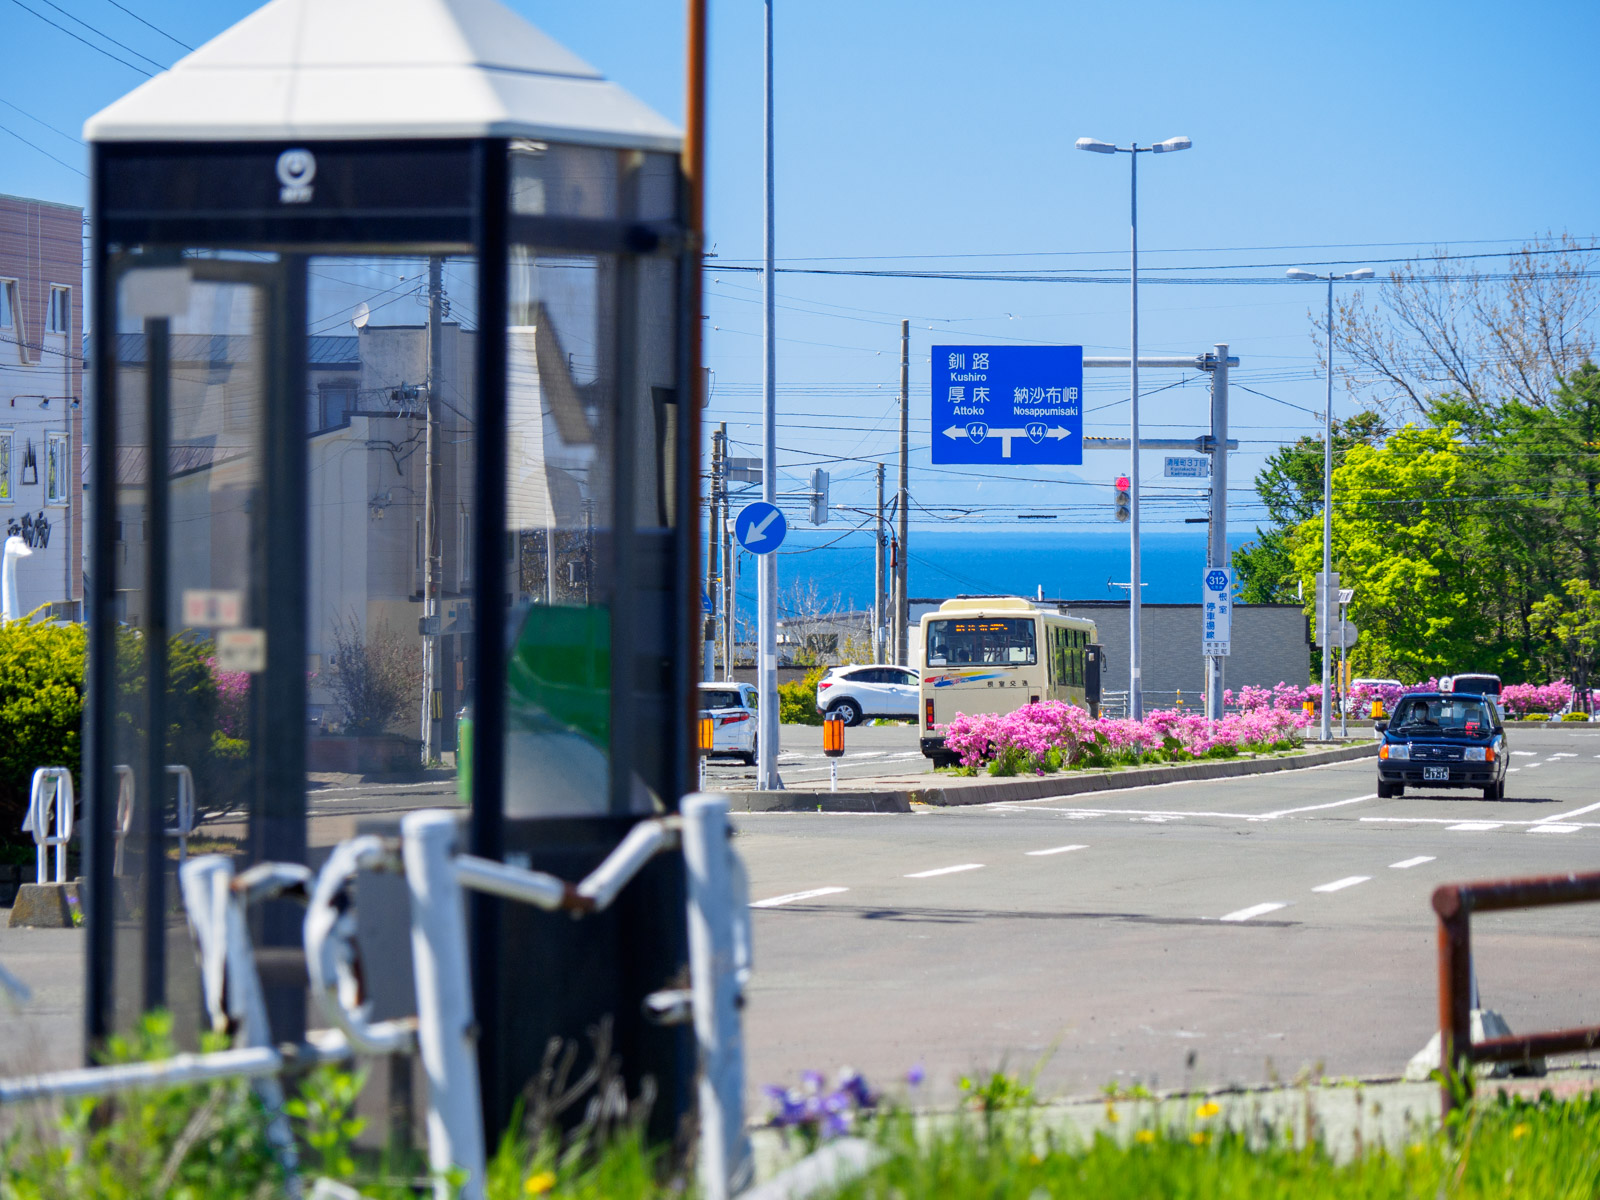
[6,1032,1599,1199]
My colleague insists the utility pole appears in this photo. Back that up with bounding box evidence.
[721,422,734,680]
[421,256,444,765]
[1205,343,1228,721]
[873,462,885,664]
[895,319,909,667]
[705,428,721,683]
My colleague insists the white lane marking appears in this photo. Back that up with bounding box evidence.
[1364,816,1600,828]
[1525,763,1542,769]
[905,863,984,879]
[1533,798,1600,825]
[1261,793,1378,818]
[1312,875,1371,893]
[1026,844,1088,857]
[1447,821,1504,831]
[1552,753,1577,758]
[751,886,848,908]
[1219,902,1288,922]
[1390,856,1436,869]
[1512,751,1536,756]
[1507,768,1522,773]
[1529,824,1581,835]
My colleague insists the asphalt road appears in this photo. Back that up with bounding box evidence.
[735,724,1600,1106]
[705,721,929,789]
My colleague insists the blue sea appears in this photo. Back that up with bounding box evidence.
[724,528,1257,614]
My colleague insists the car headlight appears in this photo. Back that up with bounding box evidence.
[1381,742,1410,761]
[1463,747,1487,762]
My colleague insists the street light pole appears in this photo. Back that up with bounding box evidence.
[1287,265,1373,741]
[1076,134,1191,721]
[757,0,780,790]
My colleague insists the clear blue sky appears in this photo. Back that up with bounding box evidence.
[4,0,1598,539]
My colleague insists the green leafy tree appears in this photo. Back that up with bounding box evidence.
[1530,578,1600,711]
[1293,423,1504,680]
[1233,412,1386,606]
[0,615,85,849]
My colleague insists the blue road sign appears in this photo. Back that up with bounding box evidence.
[1205,568,1229,592]
[735,501,787,554]
[932,345,1084,465]
[701,589,713,616]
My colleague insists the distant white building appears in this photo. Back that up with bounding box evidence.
[0,193,84,619]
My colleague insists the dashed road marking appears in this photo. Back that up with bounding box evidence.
[1534,799,1600,825]
[1529,824,1581,835]
[1390,856,1436,869]
[1312,875,1371,893]
[751,886,848,908]
[1026,844,1088,857]
[1512,751,1536,756]
[1447,821,1504,831]
[1260,793,1378,818]
[1219,902,1288,923]
[1552,753,1577,758]
[905,863,984,879]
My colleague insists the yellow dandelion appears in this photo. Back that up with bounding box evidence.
[1195,1100,1221,1120]
[1029,1153,1042,1166]
[1104,1104,1120,1124]
[1407,1143,1426,1157]
[1512,1123,1530,1140]
[1135,1129,1156,1145]
[524,1171,557,1196]
[1190,1130,1209,1147]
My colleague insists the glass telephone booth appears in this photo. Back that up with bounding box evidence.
[83,7,700,1139]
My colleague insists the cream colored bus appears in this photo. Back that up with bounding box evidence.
[917,596,1101,767]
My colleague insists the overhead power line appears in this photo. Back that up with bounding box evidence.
[6,0,154,75]
[0,121,86,176]
[28,0,167,69]
[99,0,192,50]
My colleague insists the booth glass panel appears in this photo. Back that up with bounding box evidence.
[303,255,479,855]
[108,263,276,1031]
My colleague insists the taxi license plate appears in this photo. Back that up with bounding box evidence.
[1423,766,1450,781]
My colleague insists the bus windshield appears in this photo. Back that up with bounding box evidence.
[926,618,1036,666]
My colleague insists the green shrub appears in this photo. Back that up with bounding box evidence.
[1561,711,1590,722]
[0,616,85,849]
[779,665,826,726]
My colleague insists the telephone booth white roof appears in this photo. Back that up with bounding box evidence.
[84,0,681,152]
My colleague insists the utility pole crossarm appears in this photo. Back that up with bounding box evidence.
[1083,355,1239,369]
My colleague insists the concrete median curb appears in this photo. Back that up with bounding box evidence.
[731,740,1377,813]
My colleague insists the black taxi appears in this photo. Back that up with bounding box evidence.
[1376,691,1508,800]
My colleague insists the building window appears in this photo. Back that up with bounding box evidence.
[0,431,11,503]
[0,280,14,330]
[45,431,68,504]
[317,382,355,430]
[46,287,70,335]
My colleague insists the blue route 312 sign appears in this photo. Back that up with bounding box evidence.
[931,345,1084,465]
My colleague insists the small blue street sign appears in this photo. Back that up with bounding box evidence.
[735,501,787,555]
[701,589,713,616]
[931,345,1084,465]
[1205,568,1229,592]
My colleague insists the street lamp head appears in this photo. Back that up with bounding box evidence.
[1346,267,1375,280]
[1285,268,1319,281]
[1076,137,1118,154]
[1151,136,1192,153]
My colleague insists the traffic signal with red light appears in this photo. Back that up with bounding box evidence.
[1113,476,1131,523]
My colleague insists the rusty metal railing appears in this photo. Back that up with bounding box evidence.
[1432,870,1600,1116]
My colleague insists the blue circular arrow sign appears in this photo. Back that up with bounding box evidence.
[735,501,787,554]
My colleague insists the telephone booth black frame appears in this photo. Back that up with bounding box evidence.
[84,135,701,1133]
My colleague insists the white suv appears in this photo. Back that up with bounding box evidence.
[698,682,759,765]
[815,665,920,726]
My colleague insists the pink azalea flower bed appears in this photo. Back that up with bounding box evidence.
[942,699,1309,776]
